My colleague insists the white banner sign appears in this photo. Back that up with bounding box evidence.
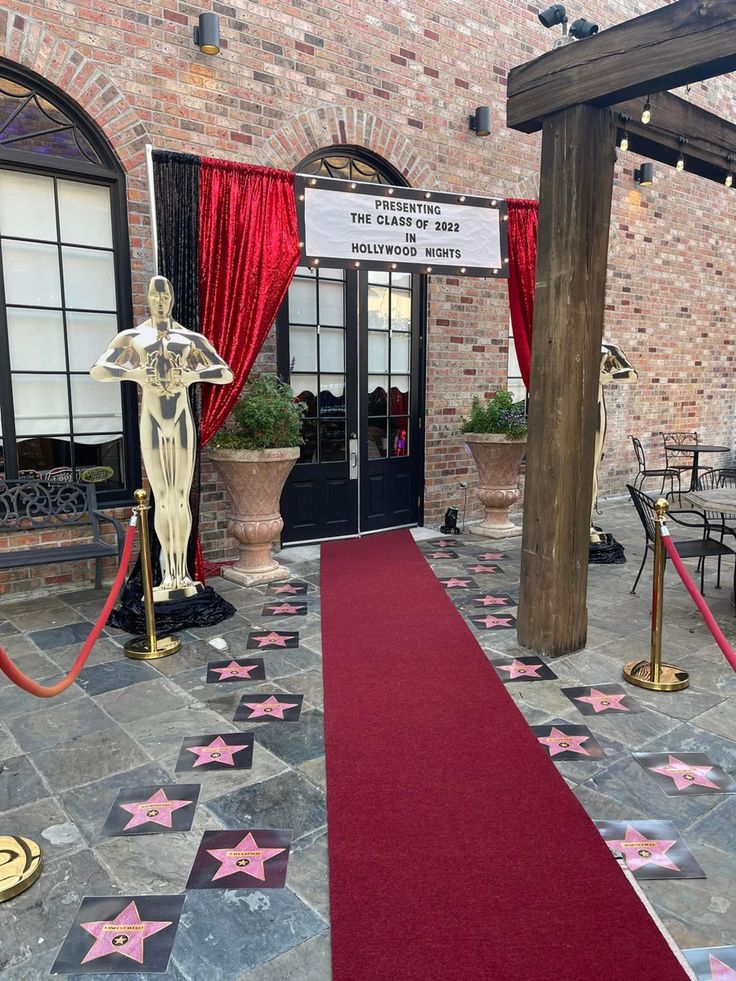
[298,180,508,277]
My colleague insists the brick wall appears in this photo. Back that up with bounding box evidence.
[0,0,735,593]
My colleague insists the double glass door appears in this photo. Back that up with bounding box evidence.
[278,265,424,544]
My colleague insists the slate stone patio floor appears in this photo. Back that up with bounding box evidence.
[0,499,734,978]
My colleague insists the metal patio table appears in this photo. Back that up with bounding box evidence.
[666,443,730,492]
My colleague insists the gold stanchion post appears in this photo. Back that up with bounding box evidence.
[623,497,689,692]
[124,489,181,660]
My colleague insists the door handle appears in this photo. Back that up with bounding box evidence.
[349,435,358,479]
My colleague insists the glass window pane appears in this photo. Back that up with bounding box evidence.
[390,333,410,374]
[368,286,389,330]
[289,279,317,323]
[66,312,119,371]
[367,376,388,416]
[390,417,409,457]
[319,281,343,327]
[58,180,112,248]
[390,375,410,415]
[320,328,344,372]
[320,420,346,462]
[61,247,116,310]
[74,435,124,488]
[368,271,389,285]
[17,436,71,476]
[7,308,65,371]
[289,324,317,372]
[391,271,412,288]
[70,374,122,433]
[299,418,317,463]
[368,331,388,372]
[0,171,56,240]
[295,265,316,278]
[291,373,318,416]
[318,267,344,281]
[367,417,387,458]
[391,289,412,331]
[2,240,61,305]
[12,373,69,435]
[320,374,345,416]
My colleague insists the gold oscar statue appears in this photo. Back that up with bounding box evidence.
[91,276,233,601]
[591,342,638,543]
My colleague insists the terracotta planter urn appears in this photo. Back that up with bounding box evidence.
[208,446,299,587]
[464,433,526,539]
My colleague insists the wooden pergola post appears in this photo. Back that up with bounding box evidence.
[517,104,617,655]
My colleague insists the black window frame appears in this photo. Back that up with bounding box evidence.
[0,62,139,506]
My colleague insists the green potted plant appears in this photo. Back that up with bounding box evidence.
[461,391,528,538]
[208,374,306,586]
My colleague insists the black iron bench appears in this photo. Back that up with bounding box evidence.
[0,479,125,588]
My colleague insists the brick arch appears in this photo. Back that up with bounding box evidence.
[0,8,151,172]
[264,106,435,188]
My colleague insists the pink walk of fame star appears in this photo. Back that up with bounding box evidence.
[575,688,629,713]
[243,695,299,720]
[186,736,249,767]
[650,755,721,792]
[266,602,302,615]
[468,564,498,573]
[497,658,543,679]
[475,615,513,628]
[271,583,302,594]
[253,632,296,648]
[607,825,679,873]
[478,552,505,560]
[710,955,736,980]
[211,661,260,680]
[80,901,171,965]
[207,832,285,882]
[475,595,510,606]
[120,788,192,830]
[537,727,591,757]
[429,551,452,559]
[443,578,470,588]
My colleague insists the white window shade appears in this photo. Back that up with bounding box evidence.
[0,171,56,240]
[12,373,69,435]
[58,180,112,248]
[70,375,122,435]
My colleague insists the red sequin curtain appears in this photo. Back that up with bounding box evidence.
[506,198,539,389]
[194,159,301,578]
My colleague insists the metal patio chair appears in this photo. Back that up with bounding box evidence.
[661,431,699,498]
[695,467,736,549]
[630,436,679,498]
[627,484,734,595]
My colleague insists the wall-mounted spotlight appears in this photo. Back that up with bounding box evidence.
[538,3,567,29]
[634,163,654,186]
[468,106,492,137]
[193,12,220,55]
[569,17,598,38]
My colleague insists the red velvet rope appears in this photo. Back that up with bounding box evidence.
[661,531,736,673]
[0,516,138,697]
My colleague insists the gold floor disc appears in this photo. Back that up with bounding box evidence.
[0,835,42,902]
[124,635,181,660]
[623,659,690,692]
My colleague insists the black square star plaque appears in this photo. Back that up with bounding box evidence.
[595,820,705,881]
[186,829,291,890]
[51,894,185,974]
[683,945,736,980]
[234,693,304,723]
[206,657,266,683]
[102,784,200,836]
[175,732,254,772]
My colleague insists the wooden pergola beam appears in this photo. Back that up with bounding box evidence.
[508,0,736,134]
[614,91,736,185]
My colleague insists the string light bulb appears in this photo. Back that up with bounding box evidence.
[727,172,734,188]
[676,137,687,172]
[726,156,735,188]
[641,98,651,125]
[619,132,629,153]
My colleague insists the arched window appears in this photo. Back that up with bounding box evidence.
[0,65,138,502]
[298,146,407,187]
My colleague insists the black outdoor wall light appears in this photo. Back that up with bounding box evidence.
[634,163,654,186]
[468,107,492,137]
[194,12,220,55]
[539,5,599,44]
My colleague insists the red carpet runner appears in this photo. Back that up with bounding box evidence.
[321,530,686,981]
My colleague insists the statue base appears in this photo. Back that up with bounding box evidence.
[108,583,235,634]
[152,581,203,603]
[589,530,626,565]
[0,834,42,902]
